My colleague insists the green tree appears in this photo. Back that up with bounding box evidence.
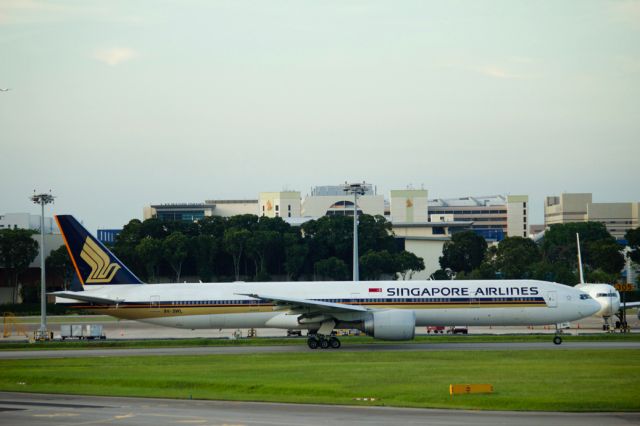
[192,235,218,282]
[46,245,74,290]
[542,222,612,266]
[530,261,577,285]
[458,262,497,280]
[585,268,619,284]
[197,216,227,239]
[224,227,251,281]
[302,216,353,267]
[135,237,162,282]
[112,219,144,277]
[360,250,398,280]
[357,215,396,254]
[625,227,640,263]
[0,229,39,303]
[439,231,487,274]
[587,239,624,275]
[246,230,279,278]
[284,233,308,281]
[163,231,189,282]
[395,251,425,280]
[430,269,452,280]
[542,222,623,281]
[495,237,541,279]
[314,257,349,281]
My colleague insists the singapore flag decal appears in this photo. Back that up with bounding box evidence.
[369,288,383,293]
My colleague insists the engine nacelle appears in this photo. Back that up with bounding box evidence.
[363,309,416,341]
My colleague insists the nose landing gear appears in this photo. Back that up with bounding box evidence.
[552,323,563,345]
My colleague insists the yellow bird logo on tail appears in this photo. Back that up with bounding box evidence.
[80,237,121,283]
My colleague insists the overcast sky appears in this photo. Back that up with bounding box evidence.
[1,1,639,233]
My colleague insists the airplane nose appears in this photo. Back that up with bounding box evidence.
[585,299,601,317]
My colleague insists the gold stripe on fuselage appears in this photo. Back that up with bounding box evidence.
[72,301,546,320]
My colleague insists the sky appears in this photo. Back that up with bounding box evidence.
[1,0,639,233]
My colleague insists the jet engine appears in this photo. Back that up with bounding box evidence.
[363,309,416,340]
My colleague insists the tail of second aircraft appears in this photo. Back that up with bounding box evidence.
[55,215,143,289]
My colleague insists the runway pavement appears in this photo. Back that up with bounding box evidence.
[1,341,639,359]
[0,392,638,426]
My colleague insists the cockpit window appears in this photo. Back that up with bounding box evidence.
[596,293,616,298]
[579,294,592,300]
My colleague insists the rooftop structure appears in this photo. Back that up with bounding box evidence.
[0,212,58,234]
[545,193,639,240]
[429,195,528,240]
[144,200,258,221]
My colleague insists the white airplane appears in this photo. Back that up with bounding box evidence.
[51,215,600,348]
[574,233,639,330]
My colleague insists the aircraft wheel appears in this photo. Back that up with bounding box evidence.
[329,337,341,349]
[307,337,319,349]
[553,336,562,345]
[319,338,330,349]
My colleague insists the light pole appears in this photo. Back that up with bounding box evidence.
[343,182,366,281]
[31,191,55,339]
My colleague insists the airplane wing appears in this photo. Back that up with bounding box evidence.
[237,293,369,314]
[621,301,640,309]
[50,291,122,305]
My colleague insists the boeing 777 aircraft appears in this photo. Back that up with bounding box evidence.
[574,233,639,330]
[52,215,600,348]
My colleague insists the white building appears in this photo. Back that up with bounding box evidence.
[391,221,472,279]
[259,191,301,218]
[429,195,529,239]
[0,213,63,303]
[144,200,259,221]
[390,189,428,223]
[0,213,57,234]
[545,193,639,240]
[302,185,384,217]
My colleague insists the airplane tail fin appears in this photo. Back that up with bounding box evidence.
[55,215,143,290]
[576,233,585,285]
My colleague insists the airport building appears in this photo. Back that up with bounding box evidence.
[0,212,57,234]
[259,192,301,218]
[0,212,64,303]
[143,200,259,221]
[389,189,429,223]
[428,195,529,240]
[544,193,640,240]
[385,189,472,278]
[301,184,385,217]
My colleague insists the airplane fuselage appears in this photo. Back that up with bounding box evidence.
[58,279,600,331]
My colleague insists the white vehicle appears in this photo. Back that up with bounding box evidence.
[52,215,600,348]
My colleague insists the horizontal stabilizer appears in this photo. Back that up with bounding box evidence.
[50,291,122,305]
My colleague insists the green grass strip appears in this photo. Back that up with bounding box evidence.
[1,333,640,351]
[1,349,638,411]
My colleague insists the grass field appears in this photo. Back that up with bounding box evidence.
[1,350,639,411]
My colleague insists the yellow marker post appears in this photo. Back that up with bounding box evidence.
[449,384,493,396]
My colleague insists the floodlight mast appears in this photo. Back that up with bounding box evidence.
[343,182,366,281]
[31,191,55,339]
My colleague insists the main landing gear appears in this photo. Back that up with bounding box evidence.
[307,335,341,350]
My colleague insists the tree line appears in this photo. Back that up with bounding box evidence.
[2,218,640,304]
[433,222,640,285]
[109,214,424,283]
